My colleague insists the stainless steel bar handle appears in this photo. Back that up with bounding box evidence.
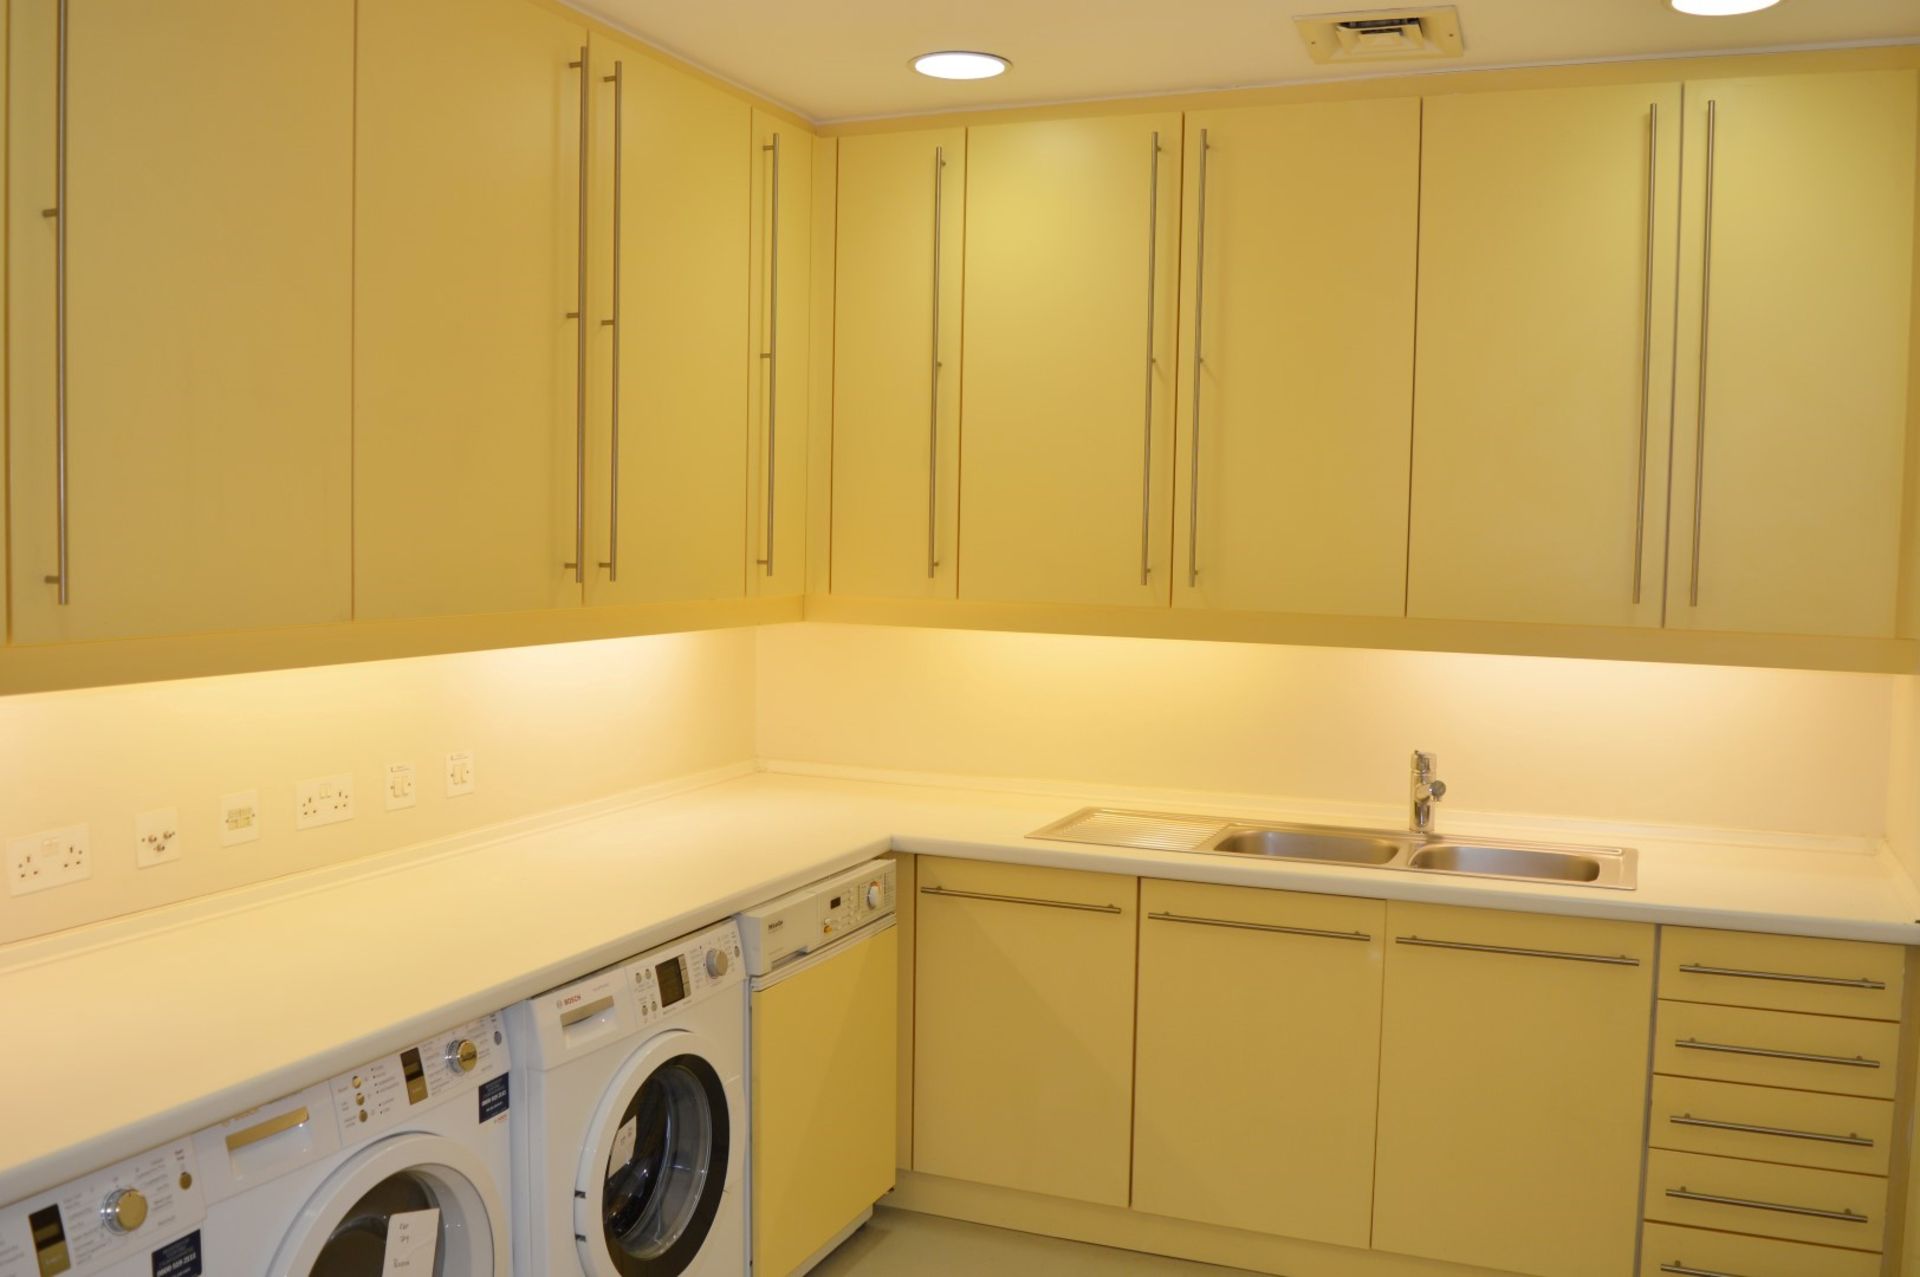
[1396,935,1640,967]
[1147,911,1369,943]
[1660,1265,1745,1277]
[1688,99,1716,608]
[1633,102,1657,604]
[1139,131,1161,587]
[1676,962,1885,991]
[921,885,1123,916]
[1186,127,1211,589]
[43,0,70,602]
[927,145,947,579]
[598,62,624,580]
[1664,1186,1869,1224]
[756,133,781,576]
[1670,1113,1873,1148]
[1674,1037,1880,1069]
[564,47,589,583]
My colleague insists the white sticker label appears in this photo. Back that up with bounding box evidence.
[381,1209,440,1274]
[608,1116,638,1178]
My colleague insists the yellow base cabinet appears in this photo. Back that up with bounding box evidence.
[1371,902,1655,1277]
[1641,1221,1880,1277]
[912,858,1136,1207]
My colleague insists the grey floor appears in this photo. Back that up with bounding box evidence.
[811,1208,1252,1276]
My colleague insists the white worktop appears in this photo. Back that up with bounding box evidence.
[5,766,1918,1207]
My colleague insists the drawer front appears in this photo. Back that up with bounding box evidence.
[1640,1221,1880,1277]
[1661,927,1904,1021]
[1649,1075,1893,1175]
[1654,1001,1900,1099]
[1644,1148,1887,1250]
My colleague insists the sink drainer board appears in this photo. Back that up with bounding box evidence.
[1028,807,1228,851]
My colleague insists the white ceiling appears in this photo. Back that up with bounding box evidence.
[566,0,1920,123]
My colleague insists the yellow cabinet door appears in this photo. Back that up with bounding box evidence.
[7,0,353,642]
[960,114,1181,607]
[913,858,1136,1207]
[1408,84,1681,628]
[748,110,812,599]
[583,38,749,605]
[1132,881,1385,1248]
[354,0,587,620]
[830,128,963,599]
[1372,903,1655,1277]
[1174,99,1419,619]
[1666,71,1917,638]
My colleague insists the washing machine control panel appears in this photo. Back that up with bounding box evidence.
[330,1011,508,1147]
[0,1139,202,1277]
[629,922,743,1029]
[739,860,896,976]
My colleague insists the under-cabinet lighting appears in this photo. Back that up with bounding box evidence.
[912,51,1010,81]
[1668,0,1781,15]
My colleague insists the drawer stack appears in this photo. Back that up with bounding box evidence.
[1640,927,1908,1277]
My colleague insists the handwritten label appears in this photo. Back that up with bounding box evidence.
[608,1116,638,1179]
[380,1210,439,1275]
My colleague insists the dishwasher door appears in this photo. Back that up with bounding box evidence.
[749,920,898,1277]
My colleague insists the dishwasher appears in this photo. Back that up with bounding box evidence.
[738,859,898,1277]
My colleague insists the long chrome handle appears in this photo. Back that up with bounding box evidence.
[1674,1037,1880,1069]
[1148,911,1369,943]
[755,133,781,576]
[927,145,947,579]
[1670,1112,1873,1148]
[42,0,70,603]
[1660,1266,1745,1277]
[1139,131,1161,587]
[1688,99,1716,607]
[1676,962,1886,991]
[563,47,589,583]
[598,63,624,581]
[1664,1186,1869,1224]
[1186,127,1211,589]
[1396,935,1640,966]
[921,886,1123,916]
[1633,102,1657,604]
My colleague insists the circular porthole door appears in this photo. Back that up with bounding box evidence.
[268,1132,507,1277]
[574,1029,734,1277]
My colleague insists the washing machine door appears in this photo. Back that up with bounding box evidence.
[267,1132,508,1277]
[576,1028,734,1277]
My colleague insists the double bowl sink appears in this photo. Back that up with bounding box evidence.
[1030,808,1636,890]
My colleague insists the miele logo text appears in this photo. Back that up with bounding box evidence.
[768,920,784,932]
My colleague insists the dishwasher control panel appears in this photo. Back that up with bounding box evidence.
[739,859,895,976]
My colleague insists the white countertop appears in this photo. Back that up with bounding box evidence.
[5,767,1918,1207]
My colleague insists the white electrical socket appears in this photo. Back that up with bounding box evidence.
[445,751,475,798]
[7,824,91,897]
[220,790,261,847]
[385,762,417,811]
[135,808,182,869]
[295,774,355,830]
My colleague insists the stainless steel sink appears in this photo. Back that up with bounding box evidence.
[1408,842,1612,885]
[1209,826,1411,866]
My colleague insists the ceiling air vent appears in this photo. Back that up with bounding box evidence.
[1295,7,1464,65]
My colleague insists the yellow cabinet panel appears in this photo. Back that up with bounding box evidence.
[1641,1222,1879,1277]
[8,0,353,642]
[1372,903,1655,1277]
[1654,1000,1900,1099]
[1666,71,1916,638]
[1659,925,1905,1021]
[1645,1147,1889,1251]
[1132,880,1384,1248]
[913,858,1136,1207]
[1174,99,1419,619]
[354,0,586,620]
[1409,84,1680,628]
[748,110,812,599]
[830,128,963,599]
[960,113,1180,607]
[1649,1075,1893,1176]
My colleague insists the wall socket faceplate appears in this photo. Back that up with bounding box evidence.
[445,751,475,798]
[135,808,182,869]
[385,762,417,811]
[221,790,261,847]
[295,774,355,830]
[7,824,91,896]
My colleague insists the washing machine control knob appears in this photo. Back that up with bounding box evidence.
[705,948,730,978]
[100,1187,147,1235]
[865,882,883,910]
[446,1039,479,1073]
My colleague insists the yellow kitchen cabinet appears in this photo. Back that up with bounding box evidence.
[1132,881,1384,1248]
[1409,84,1681,629]
[1173,99,1419,619]
[7,0,353,642]
[354,0,587,620]
[583,36,749,606]
[830,128,963,599]
[961,113,1181,607]
[748,109,812,599]
[913,858,1136,1207]
[1666,71,1917,638]
[1372,902,1655,1277]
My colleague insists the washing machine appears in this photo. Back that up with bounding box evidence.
[0,1009,513,1277]
[508,920,746,1277]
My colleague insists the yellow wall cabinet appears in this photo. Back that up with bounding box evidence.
[830,128,964,599]
[912,858,1137,1207]
[7,0,354,643]
[960,114,1182,607]
[748,110,813,599]
[1132,881,1385,1248]
[1174,99,1419,619]
[1371,902,1655,1277]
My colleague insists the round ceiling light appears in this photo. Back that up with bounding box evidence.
[1669,0,1781,14]
[912,51,1010,81]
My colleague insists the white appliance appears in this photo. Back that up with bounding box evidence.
[508,921,746,1277]
[0,1011,512,1277]
[739,861,897,1277]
